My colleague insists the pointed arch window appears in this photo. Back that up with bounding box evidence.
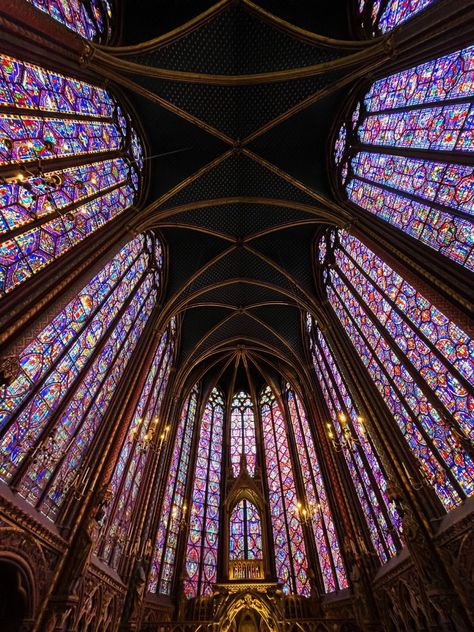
[229,499,263,562]
[260,385,309,596]
[27,0,113,41]
[357,1,437,34]
[230,390,256,477]
[184,387,224,598]
[0,53,143,295]
[148,385,199,595]
[306,316,402,562]
[285,386,348,592]
[0,232,162,520]
[333,46,473,271]
[98,318,176,569]
[318,228,474,511]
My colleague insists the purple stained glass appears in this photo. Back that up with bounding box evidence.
[307,319,402,562]
[286,388,348,591]
[374,0,436,33]
[261,385,310,596]
[0,255,154,485]
[27,0,111,41]
[0,55,115,116]
[99,323,175,567]
[337,46,474,273]
[229,499,263,562]
[230,391,257,477]
[184,387,224,598]
[148,386,199,595]
[0,53,144,295]
[0,236,145,433]
[321,230,474,509]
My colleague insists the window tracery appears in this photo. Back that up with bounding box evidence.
[184,387,224,598]
[358,0,437,34]
[27,0,112,42]
[333,46,473,271]
[318,228,474,511]
[306,316,402,562]
[229,499,263,562]
[0,233,162,520]
[260,385,310,596]
[98,319,176,569]
[285,386,348,591]
[230,390,257,477]
[0,53,143,295]
[148,385,199,595]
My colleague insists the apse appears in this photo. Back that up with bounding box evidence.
[0,1,472,632]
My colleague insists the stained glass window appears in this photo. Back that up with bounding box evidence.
[0,53,143,295]
[318,228,474,511]
[230,391,257,477]
[184,387,224,598]
[306,317,403,563]
[260,385,310,596]
[27,0,113,42]
[98,319,176,569]
[334,46,473,271]
[285,386,348,592]
[358,0,437,34]
[148,385,199,595]
[229,499,263,562]
[0,233,162,520]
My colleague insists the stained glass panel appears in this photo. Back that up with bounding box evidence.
[230,391,257,477]
[320,229,474,510]
[261,385,310,596]
[148,386,199,595]
[184,387,224,598]
[306,319,402,563]
[335,46,473,272]
[27,0,112,41]
[0,53,143,295]
[286,387,348,591]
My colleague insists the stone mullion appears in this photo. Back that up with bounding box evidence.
[329,273,465,498]
[1,227,136,436]
[36,270,157,524]
[315,339,400,557]
[334,258,473,457]
[323,303,444,522]
[341,245,472,395]
[281,387,327,596]
[31,282,157,632]
[171,385,203,601]
[8,262,150,494]
[141,389,182,592]
[0,214,134,361]
[349,214,473,321]
[252,390,277,582]
[95,320,167,565]
[351,171,472,223]
[119,354,175,583]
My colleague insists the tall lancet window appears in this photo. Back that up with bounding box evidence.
[230,391,257,476]
[184,387,224,598]
[319,229,474,511]
[357,0,436,34]
[0,53,143,295]
[285,386,348,592]
[0,233,162,520]
[306,316,402,563]
[27,0,113,41]
[98,318,176,569]
[260,385,309,596]
[334,46,473,271]
[229,500,263,561]
[148,385,199,595]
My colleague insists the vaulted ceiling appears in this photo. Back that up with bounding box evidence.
[105,0,377,385]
